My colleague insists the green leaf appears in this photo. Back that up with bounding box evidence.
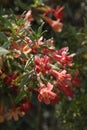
[20,74,29,87]
[28,22,47,40]
[0,47,9,56]
[2,41,10,48]
[0,32,8,43]
[15,89,26,104]
[37,22,44,35]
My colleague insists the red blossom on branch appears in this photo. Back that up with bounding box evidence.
[19,98,32,114]
[40,6,64,32]
[54,47,73,67]
[43,6,64,20]
[71,70,81,87]
[53,6,64,20]
[35,55,51,75]
[4,73,18,86]
[0,5,81,122]
[38,82,60,104]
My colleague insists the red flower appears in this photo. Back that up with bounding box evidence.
[50,69,71,84]
[56,82,75,98]
[43,6,64,20]
[31,37,44,53]
[35,55,51,75]
[40,6,64,32]
[19,98,32,114]
[4,73,18,86]
[24,10,34,22]
[72,70,81,87]
[11,41,31,58]
[38,82,60,104]
[54,47,73,67]
[18,10,34,22]
[42,16,63,32]
[53,6,64,20]
[43,48,58,55]
[6,107,24,121]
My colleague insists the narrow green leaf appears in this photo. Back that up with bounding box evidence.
[20,74,29,87]
[37,22,45,35]
[15,89,26,104]
[0,47,9,56]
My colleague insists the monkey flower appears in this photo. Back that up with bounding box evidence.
[43,6,64,20]
[35,55,51,75]
[19,98,32,114]
[42,16,63,32]
[55,82,75,98]
[6,107,24,121]
[11,41,31,58]
[38,82,60,104]
[71,70,81,87]
[54,47,73,67]
[53,6,64,20]
[40,15,63,32]
[40,5,64,32]
[50,69,71,84]
[4,73,18,86]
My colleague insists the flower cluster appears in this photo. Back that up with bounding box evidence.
[0,7,81,122]
[40,6,64,32]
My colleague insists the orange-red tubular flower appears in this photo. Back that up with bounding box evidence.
[71,70,81,87]
[41,16,63,32]
[6,107,24,121]
[11,41,32,58]
[43,6,64,20]
[53,6,64,20]
[38,82,60,104]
